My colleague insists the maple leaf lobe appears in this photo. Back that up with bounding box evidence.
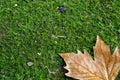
[60,36,120,80]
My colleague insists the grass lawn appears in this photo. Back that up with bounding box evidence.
[0,0,120,80]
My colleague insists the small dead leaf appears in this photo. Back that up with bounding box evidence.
[60,36,120,80]
[52,34,66,39]
[27,62,34,66]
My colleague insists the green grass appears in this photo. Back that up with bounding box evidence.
[0,0,120,80]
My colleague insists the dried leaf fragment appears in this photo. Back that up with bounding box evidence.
[60,36,120,80]
[27,62,34,66]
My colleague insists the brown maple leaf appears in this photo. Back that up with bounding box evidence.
[60,36,120,80]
